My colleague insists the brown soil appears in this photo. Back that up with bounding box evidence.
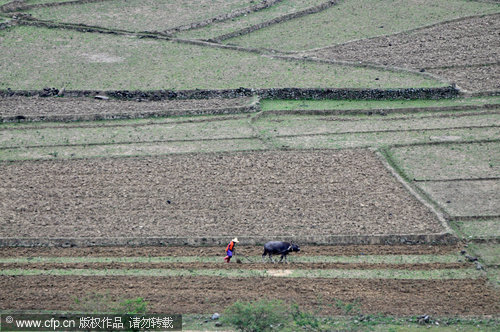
[0,96,254,122]
[1,275,498,316]
[0,262,470,270]
[0,244,462,257]
[307,14,500,92]
[0,150,445,240]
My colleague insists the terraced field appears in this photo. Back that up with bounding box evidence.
[0,0,499,329]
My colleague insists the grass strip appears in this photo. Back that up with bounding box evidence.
[0,268,481,279]
[0,138,267,161]
[273,127,499,150]
[0,26,443,90]
[260,97,500,111]
[226,0,500,51]
[0,254,464,264]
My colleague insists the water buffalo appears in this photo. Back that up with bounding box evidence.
[262,241,300,263]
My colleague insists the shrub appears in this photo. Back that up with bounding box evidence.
[221,299,289,332]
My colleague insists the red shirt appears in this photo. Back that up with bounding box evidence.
[226,241,235,252]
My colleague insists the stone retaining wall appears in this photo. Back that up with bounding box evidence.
[165,0,284,35]
[0,86,460,101]
[0,0,115,13]
[212,0,337,42]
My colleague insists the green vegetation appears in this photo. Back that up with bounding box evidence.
[418,180,499,217]
[0,268,482,279]
[273,127,497,150]
[26,0,254,32]
[260,96,500,111]
[454,218,500,239]
[25,0,77,4]
[0,26,443,90]
[73,293,148,314]
[227,0,500,51]
[222,299,289,332]
[0,119,254,148]
[0,138,266,161]
[178,0,326,40]
[469,243,500,266]
[2,106,497,161]
[389,142,500,180]
[255,113,498,137]
[200,300,500,331]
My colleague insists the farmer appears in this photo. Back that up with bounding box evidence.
[223,237,239,263]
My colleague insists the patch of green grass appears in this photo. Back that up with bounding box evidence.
[0,268,481,279]
[0,138,266,161]
[0,113,249,130]
[25,0,77,4]
[389,141,500,180]
[260,97,500,111]
[178,0,326,40]
[0,26,446,90]
[0,118,254,148]
[453,218,500,239]
[0,26,443,90]
[255,113,498,138]
[469,243,500,266]
[417,180,500,217]
[0,254,463,264]
[26,0,254,32]
[227,0,500,51]
[272,127,498,150]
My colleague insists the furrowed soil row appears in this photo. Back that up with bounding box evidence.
[0,245,463,257]
[1,276,498,316]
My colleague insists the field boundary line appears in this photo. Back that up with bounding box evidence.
[413,177,500,183]
[262,53,452,86]
[0,136,259,150]
[298,12,500,54]
[272,125,500,139]
[450,216,500,222]
[261,103,500,116]
[164,0,284,35]
[388,138,500,149]
[375,149,455,237]
[0,232,458,247]
[0,0,116,13]
[13,16,171,38]
[267,110,500,122]
[0,104,259,123]
[210,0,337,42]
[0,115,249,131]
[423,61,500,71]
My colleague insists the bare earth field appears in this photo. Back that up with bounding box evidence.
[0,150,445,239]
[0,96,255,121]
[0,244,461,257]
[307,14,500,92]
[1,276,498,316]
